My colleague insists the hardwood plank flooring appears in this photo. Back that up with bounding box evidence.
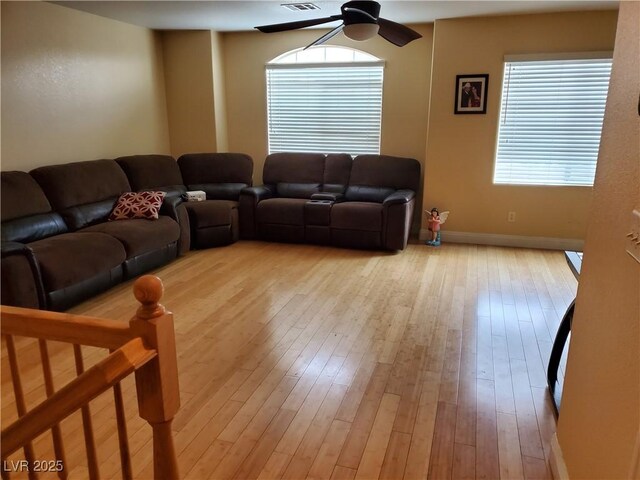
[1,241,575,479]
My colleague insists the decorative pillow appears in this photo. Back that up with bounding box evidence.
[108,191,166,221]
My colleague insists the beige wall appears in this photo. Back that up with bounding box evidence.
[0,1,170,171]
[424,11,618,239]
[1,5,623,243]
[161,31,217,158]
[211,31,229,152]
[557,2,639,478]
[222,25,434,208]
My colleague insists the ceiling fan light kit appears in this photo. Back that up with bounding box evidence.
[256,0,421,48]
[343,23,380,41]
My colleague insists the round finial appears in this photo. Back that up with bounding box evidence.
[133,275,166,319]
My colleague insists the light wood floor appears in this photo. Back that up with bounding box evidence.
[2,241,577,479]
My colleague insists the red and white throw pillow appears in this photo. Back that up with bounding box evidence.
[109,191,166,221]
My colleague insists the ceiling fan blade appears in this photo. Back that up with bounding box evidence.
[256,15,342,33]
[377,17,422,47]
[304,24,345,50]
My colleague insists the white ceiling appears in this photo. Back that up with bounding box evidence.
[54,1,618,32]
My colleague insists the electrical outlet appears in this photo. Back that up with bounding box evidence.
[508,211,516,223]
[626,209,640,264]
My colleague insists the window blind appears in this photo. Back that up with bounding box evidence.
[266,63,383,155]
[494,58,612,186]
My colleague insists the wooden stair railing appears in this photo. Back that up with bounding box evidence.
[0,275,180,480]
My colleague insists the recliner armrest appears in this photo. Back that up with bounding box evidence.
[160,192,184,220]
[1,241,32,257]
[241,185,275,202]
[1,240,47,308]
[383,189,415,206]
[151,192,190,254]
[311,192,345,203]
[239,185,275,239]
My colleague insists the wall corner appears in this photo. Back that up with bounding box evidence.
[550,434,570,479]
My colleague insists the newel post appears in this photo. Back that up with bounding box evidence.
[130,275,180,480]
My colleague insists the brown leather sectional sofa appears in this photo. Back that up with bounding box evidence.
[1,152,420,311]
[1,154,252,311]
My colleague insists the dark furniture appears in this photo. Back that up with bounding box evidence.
[331,155,419,250]
[547,251,582,415]
[177,153,253,248]
[240,152,349,243]
[1,150,419,312]
[116,154,191,255]
[1,166,129,311]
[240,152,420,250]
[1,153,254,311]
[1,160,183,311]
[30,159,181,283]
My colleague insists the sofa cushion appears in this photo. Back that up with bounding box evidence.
[1,171,53,222]
[29,232,126,292]
[276,183,321,199]
[263,153,326,185]
[323,154,352,193]
[187,183,248,201]
[344,186,396,203]
[257,198,307,226]
[331,202,383,232]
[115,155,183,190]
[30,159,131,211]
[178,153,253,185]
[80,216,180,258]
[184,200,238,228]
[109,191,166,221]
[350,155,421,192]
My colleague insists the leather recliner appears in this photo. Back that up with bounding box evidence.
[177,153,253,248]
[330,155,419,250]
[1,169,127,310]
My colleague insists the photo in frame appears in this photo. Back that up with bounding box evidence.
[454,74,489,114]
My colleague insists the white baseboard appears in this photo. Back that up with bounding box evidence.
[550,434,570,479]
[419,229,584,251]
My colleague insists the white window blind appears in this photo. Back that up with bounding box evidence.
[494,58,612,186]
[266,63,383,155]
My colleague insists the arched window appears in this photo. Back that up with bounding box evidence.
[266,46,384,155]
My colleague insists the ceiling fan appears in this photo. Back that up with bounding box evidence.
[255,1,422,49]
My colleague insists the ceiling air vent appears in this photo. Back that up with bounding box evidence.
[281,3,320,12]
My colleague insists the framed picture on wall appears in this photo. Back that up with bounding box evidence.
[454,74,489,114]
